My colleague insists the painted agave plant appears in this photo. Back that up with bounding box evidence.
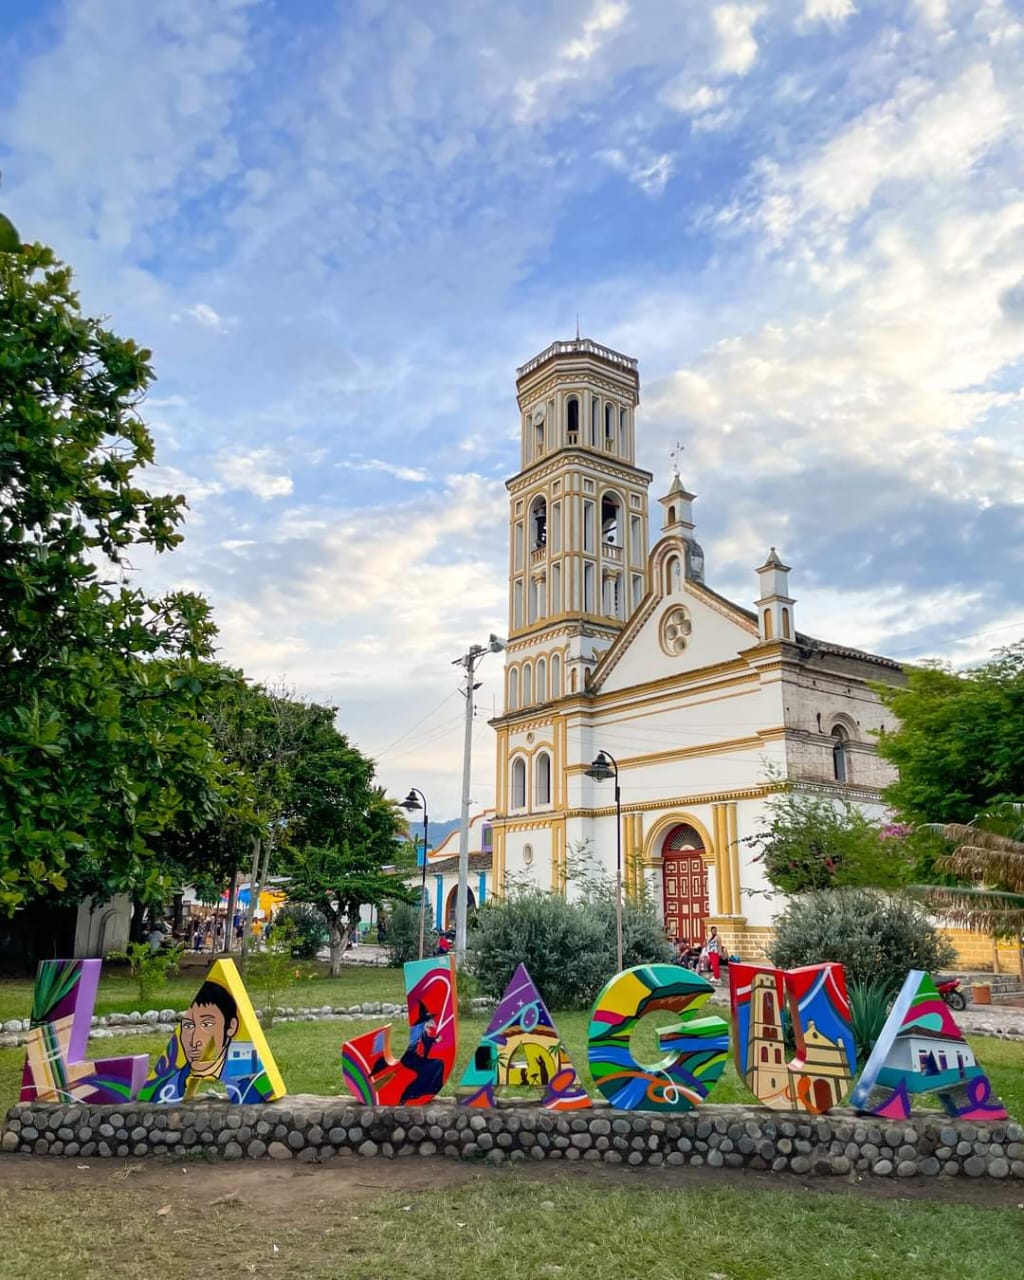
[909,811,1024,937]
[29,960,82,1025]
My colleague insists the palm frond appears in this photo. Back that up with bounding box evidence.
[942,824,1024,856]
[936,845,1024,894]
[906,883,1024,937]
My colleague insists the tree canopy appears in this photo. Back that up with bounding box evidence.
[0,242,227,909]
[874,643,1024,825]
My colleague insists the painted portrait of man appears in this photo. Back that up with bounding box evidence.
[142,981,254,1103]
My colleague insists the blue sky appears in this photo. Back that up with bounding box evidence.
[3,0,1023,815]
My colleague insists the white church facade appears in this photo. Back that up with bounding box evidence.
[487,336,906,961]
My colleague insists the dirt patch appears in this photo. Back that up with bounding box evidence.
[1,1151,1021,1218]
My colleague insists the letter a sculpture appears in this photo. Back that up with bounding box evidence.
[459,962,590,1110]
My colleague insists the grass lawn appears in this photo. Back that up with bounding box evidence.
[1,1003,1021,1118]
[1,1163,1022,1280]
[0,961,406,1022]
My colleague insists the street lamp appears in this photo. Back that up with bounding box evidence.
[400,788,430,960]
[586,750,623,973]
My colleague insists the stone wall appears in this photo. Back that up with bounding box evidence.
[3,1099,1021,1179]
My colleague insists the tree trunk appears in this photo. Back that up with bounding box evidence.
[328,917,352,978]
[240,836,261,970]
[224,865,239,954]
[129,898,147,944]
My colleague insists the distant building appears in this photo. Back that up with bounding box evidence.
[410,809,494,931]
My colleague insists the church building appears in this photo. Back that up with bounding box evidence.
[488,336,905,961]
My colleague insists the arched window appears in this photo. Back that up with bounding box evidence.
[536,657,547,701]
[566,396,579,441]
[832,727,849,783]
[763,609,774,640]
[530,496,547,549]
[601,492,621,544]
[522,662,533,705]
[511,758,526,809]
[667,505,676,524]
[508,667,519,710]
[782,607,792,640]
[665,556,682,594]
[551,653,561,697]
[535,752,551,806]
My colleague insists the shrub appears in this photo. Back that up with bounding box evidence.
[386,900,432,968]
[107,941,185,1007]
[468,886,670,1011]
[847,979,897,1064]
[270,903,329,959]
[767,889,956,994]
[247,919,314,1027]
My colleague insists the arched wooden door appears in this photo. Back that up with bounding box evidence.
[661,825,709,946]
[444,885,476,930]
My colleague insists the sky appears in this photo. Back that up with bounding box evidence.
[2,0,1023,817]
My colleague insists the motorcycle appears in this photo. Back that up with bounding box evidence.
[937,976,967,1011]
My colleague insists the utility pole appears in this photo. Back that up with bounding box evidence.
[453,634,505,959]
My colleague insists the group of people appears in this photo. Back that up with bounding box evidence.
[671,925,724,981]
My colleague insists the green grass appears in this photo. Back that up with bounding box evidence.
[0,962,405,1021]
[2,1172,1023,1280]
[2,1003,1021,1119]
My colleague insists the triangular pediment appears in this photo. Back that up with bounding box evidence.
[589,577,760,695]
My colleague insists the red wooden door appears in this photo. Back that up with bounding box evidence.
[662,848,709,946]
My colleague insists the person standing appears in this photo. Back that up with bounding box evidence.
[704,926,722,981]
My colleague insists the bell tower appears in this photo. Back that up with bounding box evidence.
[503,337,653,705]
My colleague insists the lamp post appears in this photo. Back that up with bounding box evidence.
[586,750,623,973]
[400,788,429,960]
[452,634,506,960]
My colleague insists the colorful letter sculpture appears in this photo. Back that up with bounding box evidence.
[139,959,285,1104]
[587,964,729,1112]
[849,969,1008,1120]
[730,962,856,1113]
[20,959,149,1105]
[458,963,590,1110]
[341,956,458,1105]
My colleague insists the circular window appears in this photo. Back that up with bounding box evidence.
[522,843,534,866]
[660,605,692,656]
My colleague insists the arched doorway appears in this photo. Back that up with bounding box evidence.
[661,824,709,946]
[444,885,476,931]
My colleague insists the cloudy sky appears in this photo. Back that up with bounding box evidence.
[3,0,1023,816]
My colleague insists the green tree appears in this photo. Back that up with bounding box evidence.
[746,788,913,895]
[279,710,413,975]
[874,643,1024,825]
[0,241,225,911]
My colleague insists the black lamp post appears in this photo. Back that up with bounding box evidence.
[400,788,430,960]
[585,750,622,973]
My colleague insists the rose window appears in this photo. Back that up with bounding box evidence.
[660,605,692,656]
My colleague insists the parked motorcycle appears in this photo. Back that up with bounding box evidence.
[937,976,967,1011]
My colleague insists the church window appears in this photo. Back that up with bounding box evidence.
[619,407,627,454]
[536,658,547,701]
[508,667,519,711]
[583,501,595,552]
[551,653,561,696]
[551,563,561,612]
[659,604,691,656]
[761,993,774,1024]
[551,503,562,552]
[523,662,533,705]
[511,758,526,809]
[534,420,544,458]
[584,563,595,612]
[664,556,681,594]
[601,493,621,545]
[668,505,676,524]
[604,403,614,448]
[522,842,534,866]
[632,574,643,609]
[630,516,641,564]
[603,573,621,619]
[763,610,774,640]
[782,606,792,640]
[566,396,579,442]
[535,752,552,806]
[590,397,599,446]
[832,726,849,783]
[513,580,523,629]
[513,522,523,571]
[760,1046,769,1064]
[530,496,547,549]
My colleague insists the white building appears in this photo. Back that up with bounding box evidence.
[488,336,906,961]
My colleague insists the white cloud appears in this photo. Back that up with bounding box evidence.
[514,0,630,121]
[216,449,293,500]
[339,458,430,483]
[662,82,728,115]
[185,303,230,331]
[712,5,762,76]
[801,0,857,28]
[597,148,674,196]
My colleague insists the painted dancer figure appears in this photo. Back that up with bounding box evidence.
[394,1001,444,1104]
